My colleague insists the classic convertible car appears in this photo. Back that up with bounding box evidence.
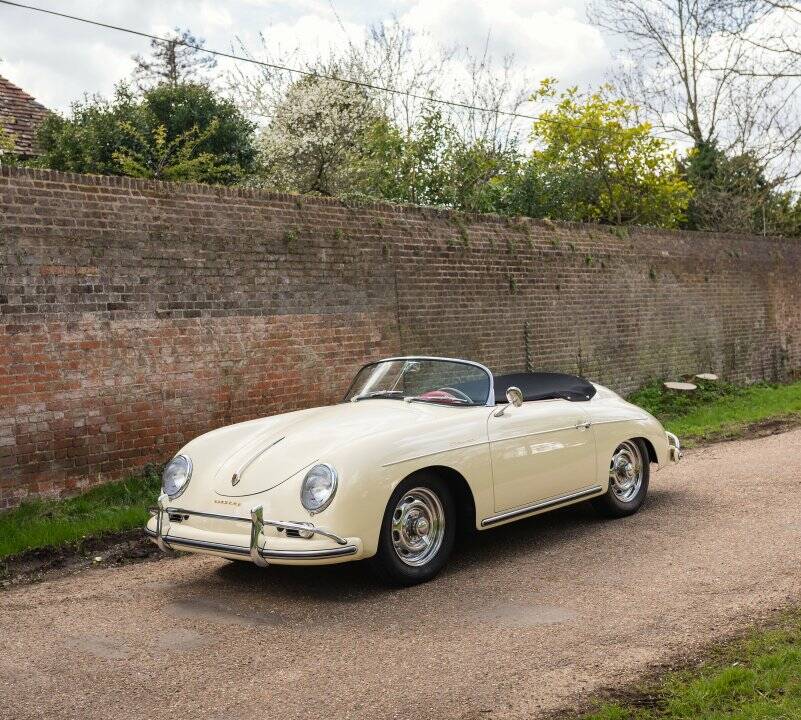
[147,357,681,585]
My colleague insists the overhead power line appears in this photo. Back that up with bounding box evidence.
[0,0,678,140]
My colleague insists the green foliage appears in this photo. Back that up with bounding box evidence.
[681,140,801,236]
[358,108,519,213]
[0,466,161,559]
[0,125,18,166]
[628,378,801,444]
[628,378,744,420]
[36,83,256,184]
[581,614,801,720]
[511,81,690,227]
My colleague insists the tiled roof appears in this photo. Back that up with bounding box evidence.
[0,75,50,157]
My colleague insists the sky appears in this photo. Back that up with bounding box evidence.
[0,0,614,115]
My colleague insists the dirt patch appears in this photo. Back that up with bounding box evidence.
[689,414,801,447]
[168,597,287,627]
[0,529,171,589]
[473,603,578,628]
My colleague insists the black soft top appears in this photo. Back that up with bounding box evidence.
[493,372,596,403]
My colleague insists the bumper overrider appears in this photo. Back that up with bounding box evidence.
[146,494,361,566]
[666,431,682,463]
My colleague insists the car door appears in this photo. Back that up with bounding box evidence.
[487,399,597,512]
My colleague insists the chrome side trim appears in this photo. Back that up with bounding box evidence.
[480,485,603,527]
[491,423,588,443]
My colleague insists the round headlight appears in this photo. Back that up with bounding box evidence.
[162,455,192,499]
[300,463,338,514]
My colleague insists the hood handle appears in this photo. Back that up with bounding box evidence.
[231,436,285,486]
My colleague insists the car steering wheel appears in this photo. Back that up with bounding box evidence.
[438,387,473,403]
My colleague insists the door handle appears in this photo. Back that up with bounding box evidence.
[576,421,592,430]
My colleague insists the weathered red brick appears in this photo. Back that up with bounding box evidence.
[1,166,799,507]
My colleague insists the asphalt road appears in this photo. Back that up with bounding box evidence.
[2,430,801,720]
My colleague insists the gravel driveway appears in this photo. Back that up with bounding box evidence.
[2,430,800,720]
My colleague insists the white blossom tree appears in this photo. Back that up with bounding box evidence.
[256,75,384,195]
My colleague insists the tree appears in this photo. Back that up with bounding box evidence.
[256,75,385,195]
[36,83,256,184]
[587,0,801,185]
[357,107,520,212]
[682,140,801,235]
[133,28,217,90]
[359,109,457,206]
[513,81,690,227]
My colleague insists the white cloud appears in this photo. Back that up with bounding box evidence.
[0,0,612,113]
[401,0,609,85]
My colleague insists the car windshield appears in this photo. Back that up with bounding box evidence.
[344,358,491,406]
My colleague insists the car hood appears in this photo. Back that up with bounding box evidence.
[185,400,450,497]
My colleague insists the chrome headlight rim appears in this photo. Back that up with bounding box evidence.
[162,454,193,500]
[300,463,338,515]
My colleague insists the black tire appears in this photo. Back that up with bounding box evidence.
[592,438,650,518]
[369,472,456,586]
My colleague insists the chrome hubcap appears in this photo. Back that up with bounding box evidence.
[391,487,445,567]
[609,441,644,503]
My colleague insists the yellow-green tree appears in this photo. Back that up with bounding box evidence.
[520,80,690,227]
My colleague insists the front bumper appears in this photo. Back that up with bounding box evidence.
[146,494,361,566]
[666,431,682,463]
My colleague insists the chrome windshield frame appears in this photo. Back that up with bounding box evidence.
[344,356,495,408]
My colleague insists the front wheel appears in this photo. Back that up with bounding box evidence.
[592,439,650,518]
[369,473,456,586]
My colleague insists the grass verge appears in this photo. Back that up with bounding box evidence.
[0,466,161,560]
[579,612,801,720]
[627,378,801,446]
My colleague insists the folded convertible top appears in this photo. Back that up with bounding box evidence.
[493,372,596,403]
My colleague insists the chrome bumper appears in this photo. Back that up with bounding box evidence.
[147,494,358,566]
[666,431,682,463]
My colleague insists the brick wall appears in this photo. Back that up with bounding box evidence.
[2,167,800,507]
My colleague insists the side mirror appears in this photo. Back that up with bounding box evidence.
[494,386,523,417]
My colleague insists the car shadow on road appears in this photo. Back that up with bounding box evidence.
[173,487,686,607]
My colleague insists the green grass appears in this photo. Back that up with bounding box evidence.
[628,378,801,446]
[580,614,801,720]
[0,466,161,560]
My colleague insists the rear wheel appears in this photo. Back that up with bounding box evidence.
[592,439,650,518]
[369,473,455,586]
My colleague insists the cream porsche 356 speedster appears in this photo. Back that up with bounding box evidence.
[146,356,681,585]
